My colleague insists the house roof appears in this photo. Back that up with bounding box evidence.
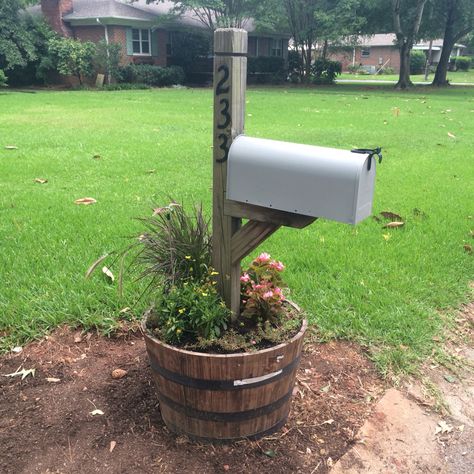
[357,33,465,50]
[62,0,156,22]
[57,0,261,33]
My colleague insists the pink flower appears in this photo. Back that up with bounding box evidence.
[255,252,271,264]
[240,273,250,283]
[262,290,274,299]
[270,261,285,271]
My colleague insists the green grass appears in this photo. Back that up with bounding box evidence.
[339,69,474,84]
[0,84,473,375]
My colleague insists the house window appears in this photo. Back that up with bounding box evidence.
[132,28,151,55]
[361,48,371,58]
[271,38,283,57]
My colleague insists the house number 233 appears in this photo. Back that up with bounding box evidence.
[215,64,230,163]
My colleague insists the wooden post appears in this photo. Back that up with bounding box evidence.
[212,29,247,321]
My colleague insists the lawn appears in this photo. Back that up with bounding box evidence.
[339,69,474,84]
[0,84,473,375]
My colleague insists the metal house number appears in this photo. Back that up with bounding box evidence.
[215,64,230,163]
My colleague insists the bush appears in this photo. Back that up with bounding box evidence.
[248,56,286,84]
[48,37,96,85]
[0,70,7,87]
[100,83,150,91]
[311,59,342,84]
[455,56,471,71]
[93,40,122,82]
[380,66,395,75]
[347,64,361,74]
[410,50,426,75]
[114,64,184,87]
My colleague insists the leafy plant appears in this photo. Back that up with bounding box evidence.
[240,253,287,325]
[48,38,96,85]
[311,59,342,84]
[147,275,230,344]
[132,202,212,291]
[0,70,7,87]
[410,50,426,75]
[114,64,184,87]
[93,40,122,83]
[455,56,471,71]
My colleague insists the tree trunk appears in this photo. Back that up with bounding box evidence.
[395,41,413,89]
[321,40,329,60]
[303,42,312,82]
[432,4,456,87]
[424,39,433,81]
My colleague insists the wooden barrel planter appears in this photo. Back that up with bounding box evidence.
[142,319,307,442]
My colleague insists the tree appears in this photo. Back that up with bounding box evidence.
[391,0,428,89]
[0,0,36,71]
[150,0,274,30]
[431,0,474,87]
[48,38,96,85]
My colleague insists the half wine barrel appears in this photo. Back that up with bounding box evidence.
[142,319,307,441]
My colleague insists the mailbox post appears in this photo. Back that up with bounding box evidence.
[212,29,378,322]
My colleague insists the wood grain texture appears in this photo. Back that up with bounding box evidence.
[224,200,317,229]
[212,29,248,320]
[231,220,280,264]
[143,320,307,441]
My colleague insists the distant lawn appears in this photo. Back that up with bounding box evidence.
[0,84,473,376]
[339,69,474,84]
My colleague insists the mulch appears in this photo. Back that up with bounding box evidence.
[0,327,384,474]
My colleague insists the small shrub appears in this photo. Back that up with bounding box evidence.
[48,37,96,85]
[311,59,342,84]
[0,70,7,87]
[455,56,471,71]
[100,83,150,91]
[147,277,230,344]
[380,66,395,75]
[248,56,286,84]
[133,202,212,289]
[114,64,184,87]
[240,253,287,325]
[347,64,361,74]
[410,50,426,75]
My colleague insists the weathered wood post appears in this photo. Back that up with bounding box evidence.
[212,29,247,320]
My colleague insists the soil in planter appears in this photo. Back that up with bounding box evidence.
[146,302,304,354]
[0,326,384,474]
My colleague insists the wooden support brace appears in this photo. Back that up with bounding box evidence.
[225,200,317,229]
[231,220,280,265]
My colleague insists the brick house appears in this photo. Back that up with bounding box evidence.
[331,34,466,73]
[32,0,289,68]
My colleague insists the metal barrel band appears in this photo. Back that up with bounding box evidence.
[149,354,301,391]
[163,414,290,443]
[157,386,293,422]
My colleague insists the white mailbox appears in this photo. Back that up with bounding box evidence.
[226,136,377,225]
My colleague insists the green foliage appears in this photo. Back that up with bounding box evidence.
[0,0,36,70]
[455,56,471,71]
[380,66,395,75]
[114,64,184,87]
[410,50,426,75]
[100,82,151,91]
[248,56,286,84]
[133,202,212,289]
[0,70,7,87]
[93,40,122,80]
[6,16,57,86]
[147,278,230,344]
[240,254,286,325]
[161,0,279,29]
[311,58,342,84]
[167,30,210,76]
[48,38,96,85]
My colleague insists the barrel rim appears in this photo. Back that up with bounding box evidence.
[142,317,307,360]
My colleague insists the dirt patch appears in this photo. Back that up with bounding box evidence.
[0,328,383,474]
